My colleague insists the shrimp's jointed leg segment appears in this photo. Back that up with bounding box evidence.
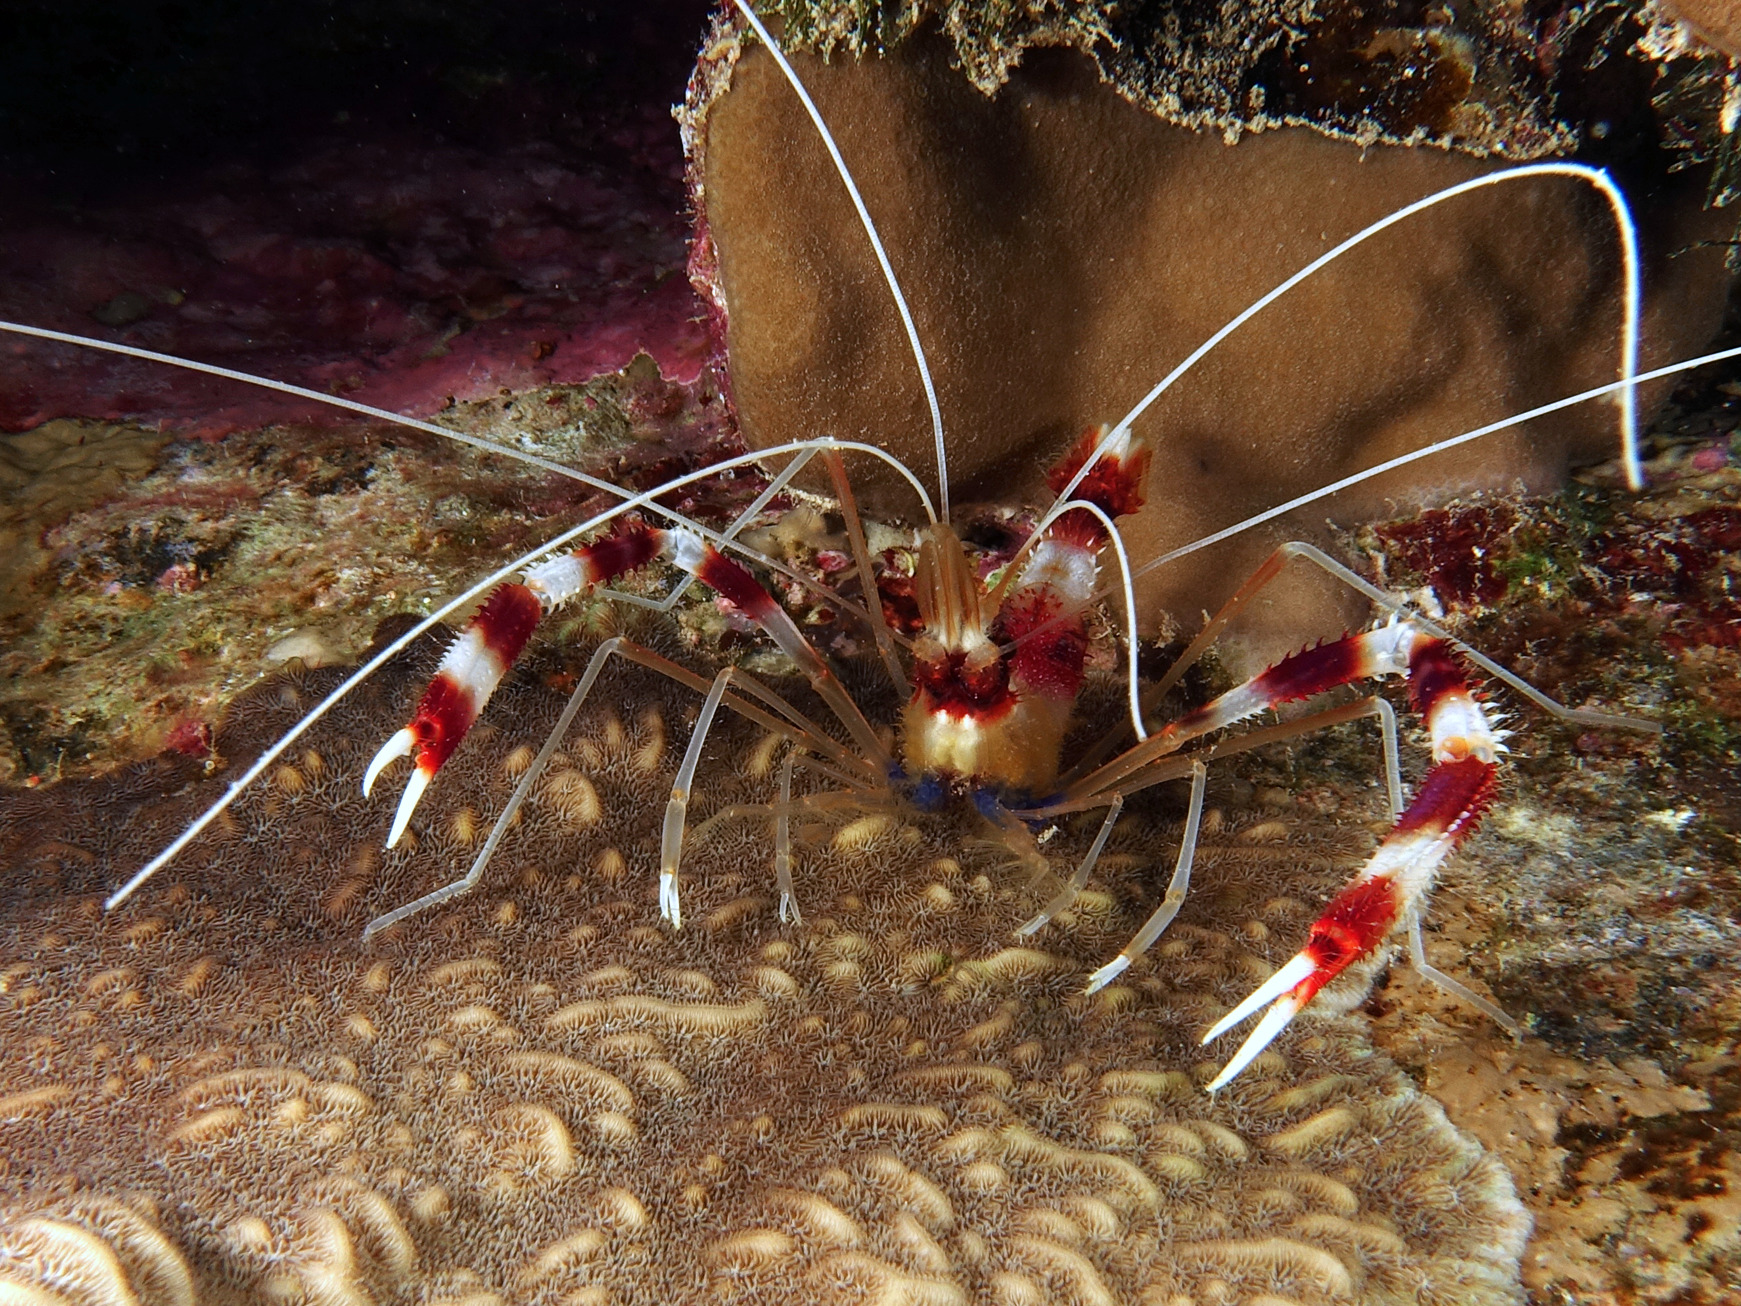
[1199,631,1503,1090]
[1079,762,1207,992]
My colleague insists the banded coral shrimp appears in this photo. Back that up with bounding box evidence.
[5,0,1740,1097]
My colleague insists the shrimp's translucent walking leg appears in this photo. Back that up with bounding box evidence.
[775,747,803,924]
[1372,696,1403,821]
[1408,915,1522,1036]
[686,748,869,844]
[655,654,899,927]
[1034,697,1392,989]
[1040,696,1397,817]
[977,795,1052,884]
[659,667,736,927]
[1014,794,1123,937]
[1084,762,1208,993]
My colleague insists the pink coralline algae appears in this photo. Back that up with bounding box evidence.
[1371,505,1520,612]
[0,109,711,438]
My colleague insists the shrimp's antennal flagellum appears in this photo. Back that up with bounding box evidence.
[730,0,952,520]
[1048,160,1647,532]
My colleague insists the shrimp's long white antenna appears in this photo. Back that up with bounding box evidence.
[1132,343,1741,583]
[102,434,929,911]
[730,0,951,520]
[0,319,935,629]
[0,322,630,490]
[1051,162,1646,517]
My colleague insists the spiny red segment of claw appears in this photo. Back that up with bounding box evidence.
[691,544,778,621]
[1162,631,1372,744]
[1045,426,1151,520]
[405,676,472,777]
[409,582,543,775]
[365,579,546,848]
[579,523,665,585]
[1395,753,1500,838]
[472,581,545,660]
[1250,634,1365,707]
[1408,638,1473,718]
[1294,876,1401,1006]
[993,590,1088,700]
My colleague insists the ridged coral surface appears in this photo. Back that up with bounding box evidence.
[0,648,1528,1305]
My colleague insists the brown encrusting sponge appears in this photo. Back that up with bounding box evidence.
[682,1,1738,656]
[0,641,1530,1305]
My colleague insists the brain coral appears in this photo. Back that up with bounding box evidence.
[0,638,1530,1305]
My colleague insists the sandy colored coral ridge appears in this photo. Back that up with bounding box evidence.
[1,647,1528,1305]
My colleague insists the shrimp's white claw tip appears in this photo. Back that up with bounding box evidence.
[1202,951,1317,1044]
[778,893,803,926]
[363,728,416,797]
[1084,955,1130,995]
[660,872,682,930]
[1013,913,1045,939]
[1205,996,1305,1092]
[384,766,432,849]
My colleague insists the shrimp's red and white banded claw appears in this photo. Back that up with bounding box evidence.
[1198,628,1504,1091]
[362,528,664,846]
[360,508,894,930]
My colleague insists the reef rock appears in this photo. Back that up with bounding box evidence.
[685,6,1735,652]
